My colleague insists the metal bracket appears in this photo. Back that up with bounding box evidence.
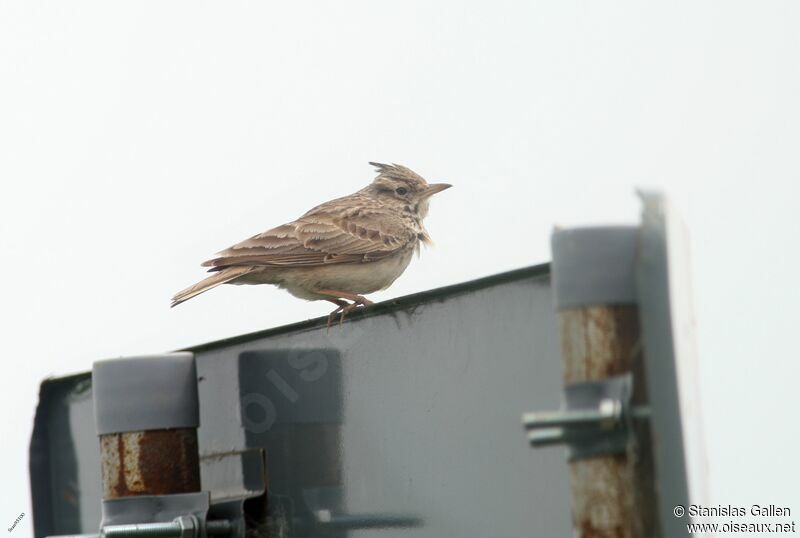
[522,373,650,460]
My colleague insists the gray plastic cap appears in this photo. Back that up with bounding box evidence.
[551,226,638,310]
[93,352,198,435]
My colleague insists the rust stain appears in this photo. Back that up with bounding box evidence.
[116,433,131,496]
[571,456,636,538]
[123,432,144,492]
[100,429,200,499]
[561,306,641,384]
[136,429,200,495]
[99,434,132,498]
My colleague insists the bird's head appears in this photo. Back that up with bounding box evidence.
[364,162,452,218]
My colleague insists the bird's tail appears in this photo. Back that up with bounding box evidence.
[171,266,256,307]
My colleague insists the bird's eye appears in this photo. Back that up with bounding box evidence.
[395,187,408,195]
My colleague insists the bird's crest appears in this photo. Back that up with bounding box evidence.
[368,162,428,186]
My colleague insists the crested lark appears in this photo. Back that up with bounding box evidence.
[171,162,451,324]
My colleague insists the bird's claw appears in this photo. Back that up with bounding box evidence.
[338,302,368,325]
[326,297,372,331]
[327,305,345,331]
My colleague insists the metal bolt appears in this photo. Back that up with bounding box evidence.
[102,522,184,538]
[46,535,100,538]
[522,397,623,432]
[312,510,423,529]
[102,516,205,538]
[47,518,231,538]
[524,398,651,448]
[206,521,233,536]
[527,427,567,447]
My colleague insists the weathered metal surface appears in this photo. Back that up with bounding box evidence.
[99,429,200,499]
[560,305,659,538]
[32,265,574,537]
[194,265,571,537]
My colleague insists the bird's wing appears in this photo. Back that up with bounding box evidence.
[201,208,415,270]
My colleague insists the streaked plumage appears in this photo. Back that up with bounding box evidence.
[171,162,451,323]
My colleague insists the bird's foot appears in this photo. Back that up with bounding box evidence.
[353,295,373,307]
[322,292,373,330]
[338,301,369,325]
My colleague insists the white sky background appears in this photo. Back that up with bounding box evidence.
[1,1,799,533]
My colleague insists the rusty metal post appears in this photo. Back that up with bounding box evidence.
[93,354,201,500]
[552,228,660,538]
[99,429,200,498]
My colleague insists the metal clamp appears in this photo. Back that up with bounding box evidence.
[522,373,650,460]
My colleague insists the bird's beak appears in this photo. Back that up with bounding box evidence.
[422,183,452,198]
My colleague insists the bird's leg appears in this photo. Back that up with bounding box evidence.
[317,290,374,326]
[317,290,374,307]
[325,298,349,330]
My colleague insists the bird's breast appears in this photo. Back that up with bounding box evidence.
[276,248,415,299]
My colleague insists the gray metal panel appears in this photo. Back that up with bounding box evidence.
[637,192,708,536]
[31,266,573,537]
[193,266,571,537]
[29,374,101,537]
